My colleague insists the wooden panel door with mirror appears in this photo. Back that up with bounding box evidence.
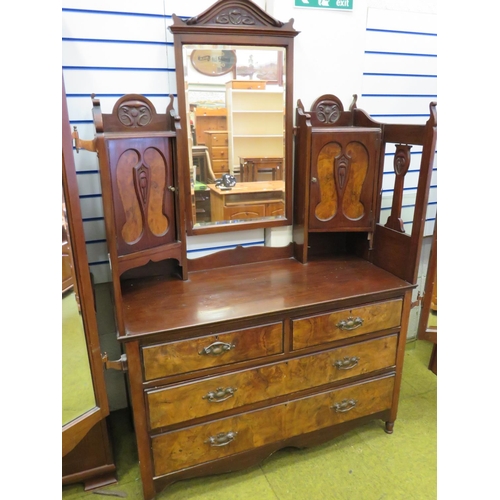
[62,78,117,490]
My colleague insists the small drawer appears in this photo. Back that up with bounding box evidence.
[210,147,228,159]
[146,335,397,429]
[292,299,402,350]
[224,204,266,221]
[151,375,394,477]
[212,160,229,173]
[205,132,228,145]
[142,323,283,381]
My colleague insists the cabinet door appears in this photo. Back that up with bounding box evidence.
[106,137,177,256]
[308,129,380,231]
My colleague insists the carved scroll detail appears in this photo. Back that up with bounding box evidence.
[216,9,255,25]
[316,101,341,124]
[118,100,153,127]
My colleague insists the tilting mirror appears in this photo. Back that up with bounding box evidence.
[62,194,96,427]
[170,1,298,234]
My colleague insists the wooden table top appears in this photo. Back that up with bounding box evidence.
[120,255,413,340]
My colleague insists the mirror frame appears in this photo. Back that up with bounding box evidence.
[62,77,109,457]
[170,0,298,235]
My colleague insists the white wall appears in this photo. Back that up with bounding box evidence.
[62,0,436,340]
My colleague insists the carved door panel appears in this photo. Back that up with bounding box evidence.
[106,137,177,256]
[308,129,380,231]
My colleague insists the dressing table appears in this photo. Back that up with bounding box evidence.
[71,1,436,498]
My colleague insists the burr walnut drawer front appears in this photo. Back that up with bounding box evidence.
[146,335,397,429]
[292,299,403,350]
[141,323,283,381]
[151,375,394,477]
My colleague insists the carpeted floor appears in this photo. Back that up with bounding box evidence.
[62,340,437,500]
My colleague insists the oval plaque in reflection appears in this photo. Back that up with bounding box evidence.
[190,49,237,76]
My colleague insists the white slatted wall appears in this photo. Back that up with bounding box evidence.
[62,1,437,284]
[358,8,437,237]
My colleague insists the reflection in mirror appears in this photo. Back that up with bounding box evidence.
[62,194,95,426]
[184,45,286,228]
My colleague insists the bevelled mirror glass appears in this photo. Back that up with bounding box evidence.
[170,0,298,235]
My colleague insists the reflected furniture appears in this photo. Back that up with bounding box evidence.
[73,2,436,499]
[194,107,227,146]
[62,79,116,490]
[240,156,284,182]
[226,82,285,177]
[204,130,229,179]
[208,180,285,221]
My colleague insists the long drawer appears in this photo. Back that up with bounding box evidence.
[142,322,283,381]
[147,334,397,429]
[151,375,395,477]
[292,299,402,350]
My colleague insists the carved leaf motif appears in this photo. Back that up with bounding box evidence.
[216,9,255,25]
[393,144,412,176]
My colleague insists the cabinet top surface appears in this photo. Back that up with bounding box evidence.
[119,256,413,340]
[208,181,285,195]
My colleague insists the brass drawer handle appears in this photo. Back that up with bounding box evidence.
[336,316,364,331]
[333,356,360,370]
[205,431,238,447]
[203,387,237,403]
[199,341,236,356]
[331,399,358,413]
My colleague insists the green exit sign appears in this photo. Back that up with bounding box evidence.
[294,0,353,10]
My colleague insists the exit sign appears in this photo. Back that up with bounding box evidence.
[294,0,353,10]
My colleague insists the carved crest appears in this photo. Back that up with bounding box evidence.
[310,94,344,125]
[117,100,153,128]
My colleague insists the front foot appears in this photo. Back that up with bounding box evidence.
[384,421,394,434]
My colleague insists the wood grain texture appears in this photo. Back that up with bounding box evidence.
[147,334,397,428]
[292,298,402,350]
[120,256,412,338]
[142,323,283,380]
[151,375,394,476]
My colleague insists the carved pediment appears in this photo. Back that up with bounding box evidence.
[170,0,296,35]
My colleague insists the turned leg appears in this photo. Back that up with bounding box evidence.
[385,421,394,434]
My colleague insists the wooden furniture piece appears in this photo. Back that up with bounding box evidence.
[204,130,229,178]
[194,106,227,146]
[171,0,298,235]
[74,3,436,499]
[239,156,284,182]
[208,180,285,221]
[62,78,117,490]
[72,93,188,335]
[226,82,285,176]
[417,222,437,374]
